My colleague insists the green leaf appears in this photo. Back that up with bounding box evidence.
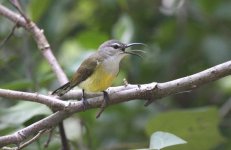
[135,131,187,150]
[146,107,223,150]
[149,131,187,149]
[0,101,51,127]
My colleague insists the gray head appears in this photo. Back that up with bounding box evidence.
[98,39,145,58]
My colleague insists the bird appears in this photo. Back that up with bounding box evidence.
[52,39,145,116]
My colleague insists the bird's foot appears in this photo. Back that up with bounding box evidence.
[81,97,89,111]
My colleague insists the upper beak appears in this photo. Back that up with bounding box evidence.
[125,43,147,48]
[123,42,147,58]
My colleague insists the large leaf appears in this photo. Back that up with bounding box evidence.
[146,107,223,150]
[136,131,186,150]
[149,131,187,149]
[0,101,51,128]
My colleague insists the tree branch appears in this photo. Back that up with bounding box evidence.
[2,129,47,150]
[0,3,69,149]
[1,2,231,149]
[0,60,231,147]
[0,4,68,84]
[0,89,67,110]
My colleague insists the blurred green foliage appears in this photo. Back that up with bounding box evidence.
[1,0,231,149]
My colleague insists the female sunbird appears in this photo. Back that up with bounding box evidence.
[52,40,145,114]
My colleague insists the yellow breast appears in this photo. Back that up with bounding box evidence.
[79,65,116,92]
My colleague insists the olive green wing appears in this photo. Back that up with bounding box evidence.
[52,54,101,96]
[70,54,101,86]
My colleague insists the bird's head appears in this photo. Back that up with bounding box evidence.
[98,40,146,58]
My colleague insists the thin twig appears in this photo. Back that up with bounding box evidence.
[17,129,47,150]
[2,129,47,150]
[8,0,29,23]
[96,106,106,118]
[0,23,18,48]
[44,129,54,148]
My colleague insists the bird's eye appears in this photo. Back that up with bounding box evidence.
[112,43,120,49]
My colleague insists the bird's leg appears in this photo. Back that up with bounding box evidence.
[81,89,89,110]
[96,91,109,118]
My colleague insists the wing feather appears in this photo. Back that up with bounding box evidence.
[70,54,102,87]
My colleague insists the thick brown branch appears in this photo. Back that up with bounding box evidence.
[0,60,231,147]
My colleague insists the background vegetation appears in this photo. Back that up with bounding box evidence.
[1,0,231,149]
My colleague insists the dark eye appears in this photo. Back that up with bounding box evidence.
[112,43,120,49]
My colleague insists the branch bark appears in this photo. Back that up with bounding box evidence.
[0,89,67,110]
[0,60,231,147]
[0,4,68,84]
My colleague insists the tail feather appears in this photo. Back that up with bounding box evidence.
[52,82,73,96]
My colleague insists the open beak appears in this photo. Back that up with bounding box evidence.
[125,43,147,48]
[124,43,147,58]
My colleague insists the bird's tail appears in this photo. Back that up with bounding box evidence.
[52,82,74,96]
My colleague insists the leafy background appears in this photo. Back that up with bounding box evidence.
[1,0,231,149]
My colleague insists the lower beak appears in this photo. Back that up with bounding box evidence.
[123,42,146,58]
[124,51,143,58]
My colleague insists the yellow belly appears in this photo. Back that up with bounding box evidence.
[79,66,116,92]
